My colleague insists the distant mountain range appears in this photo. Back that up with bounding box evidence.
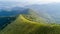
[0,7,29,16]
[25,3,60,23]
[0,3,60,23]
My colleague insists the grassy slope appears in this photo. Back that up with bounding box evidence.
[0,15,60,34]
[0,15,43,34]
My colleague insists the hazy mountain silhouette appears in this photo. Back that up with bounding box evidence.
[0,7,29,16]
[26,3,60,23]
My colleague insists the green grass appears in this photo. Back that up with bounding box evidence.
[0,15,60,34]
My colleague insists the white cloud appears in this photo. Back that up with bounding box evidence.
[0,0,60,4]
[25,0,60,4]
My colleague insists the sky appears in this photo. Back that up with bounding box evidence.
[0,0,60,4]
[0,0,60,7]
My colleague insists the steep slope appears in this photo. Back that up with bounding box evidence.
[0,15,60,34]
[0,14,45,34]
[0,16,17,30]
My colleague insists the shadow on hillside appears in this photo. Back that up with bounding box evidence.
[0,16,19,30]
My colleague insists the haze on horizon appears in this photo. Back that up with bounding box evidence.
[0,0,60,4]
[0,0,60,7]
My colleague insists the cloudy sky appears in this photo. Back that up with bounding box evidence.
[0,0,60,7]
[0,0,60,4]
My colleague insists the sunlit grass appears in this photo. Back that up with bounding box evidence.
[0,15,60,34]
